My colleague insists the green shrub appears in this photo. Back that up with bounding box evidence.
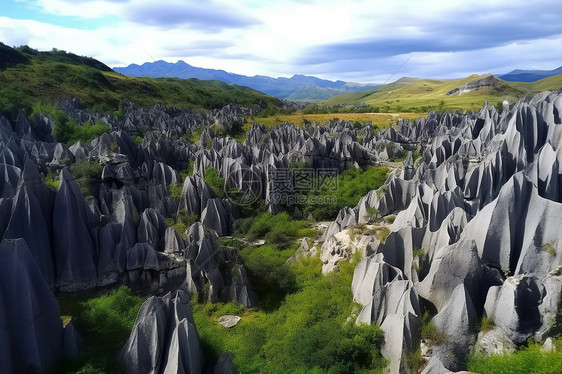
[468,342,562,374]
[193,252,386,374]
[179,161,194,180]
[240,244,297,310]
[45,172,60,191]
[52,110,110,145]
[383,215,396,224]
[69,160,103,196]
[204,168,226,198]
[420,310,445,345]
[241,212,317,248]
[306,166,389,221]
[479,316,494,332]
[405,348,425,373]
[56,286,144,373]
[168,183,183,198]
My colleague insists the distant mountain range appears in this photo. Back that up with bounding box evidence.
[498,66,562,82]
[113,60,380,101]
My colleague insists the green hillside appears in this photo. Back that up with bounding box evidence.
[325,73,562,112]
[0,43,281,116]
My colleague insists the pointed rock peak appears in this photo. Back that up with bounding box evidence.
[20,159,43,186]
[59,167,75,183]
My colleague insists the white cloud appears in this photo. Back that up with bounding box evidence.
[2,0,561,82]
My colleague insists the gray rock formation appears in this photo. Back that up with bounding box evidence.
[185,223,256,307]
[122,290,204,374]
[0,239,63,373]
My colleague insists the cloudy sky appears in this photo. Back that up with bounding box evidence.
[1,0,562,83]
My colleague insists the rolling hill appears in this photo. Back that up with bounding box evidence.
[324,73,562,112]
[498,66,562,82]
[113,60,380,101]
[0,43,282,116]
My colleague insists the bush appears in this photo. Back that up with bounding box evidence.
[204,167,226,198]
[468,342,562,374]
[168,183,183,198]
[241,244,297,310]
[306,166,389,221]
[44,172,60,191]
[52,110,109,145]
[193,253,387,374]
[420,311,445,345]
[479,316,494,332]
[241,212,317,248]
[56,286,144,373]
[69,160,103,196]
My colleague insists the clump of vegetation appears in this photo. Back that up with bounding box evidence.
[166,209,199,236]
[420,311,446,345]
[413,248,425,258]
[479,316,494,332]
[52,110,110,145]
[383,215,396,224]
[540,243,557,256]
[56,286,145,373]
[238,212,318,248]
[69,160,103,197]
[405,348,425,373]
[373,226,391,243]
[168,183,183,199]
[44,171,60,191]
[468,342,562,374]
[240,244,297,310]
[305,166,389,220]
[204,167,226,198]
[193,255,387,374]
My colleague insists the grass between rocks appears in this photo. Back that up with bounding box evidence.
[467,342,562,374]
[56,286,145,374]
[192,254,387,374]
[193,213,386,373]
[305,166,390,221]
[247,112,426,129]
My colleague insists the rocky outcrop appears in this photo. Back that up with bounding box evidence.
[185,223,256,307]
[345,91,562,372]
[447,75,503,96]
[0,239,63,373]
[121,290,204,374]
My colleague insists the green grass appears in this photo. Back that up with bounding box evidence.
[468,342,562,374]
[479,316,494,332]
[238,212,319,248]
[192,255,386,374]
[56,286,145,374]
[383,215,396,224]
[305,166,389,220]
[325,73,562,112]
[540,243,557,256]
[419,311,446,345]
[45,172,61,191]
[51,109,110,145]
[69,160,103,197]
[0,44,281,116]
[204,168,226,198]
[168,183,183,198]
[248,112,425,130]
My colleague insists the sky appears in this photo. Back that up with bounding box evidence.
[1,0,562,83]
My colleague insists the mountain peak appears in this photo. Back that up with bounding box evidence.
[113,61,380,101]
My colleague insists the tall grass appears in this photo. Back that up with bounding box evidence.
[56,286,145,374]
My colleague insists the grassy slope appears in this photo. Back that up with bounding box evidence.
[325,73,562,112]
[0,45,281,115]
[248,112,426,129]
